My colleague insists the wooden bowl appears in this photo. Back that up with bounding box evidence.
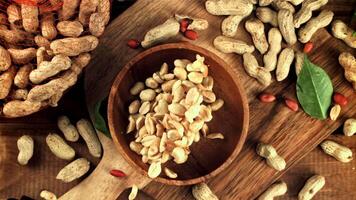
[108,42,249,186]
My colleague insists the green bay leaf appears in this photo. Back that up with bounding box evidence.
[296,56,333,119]
[94,99,111,138]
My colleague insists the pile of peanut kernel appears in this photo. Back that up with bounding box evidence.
[126,55,225,179]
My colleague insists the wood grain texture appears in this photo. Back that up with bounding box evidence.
[83,0,356,199]
[278,134,356,200]
[107,43,249,185]
[0,0,356,199]
[0,82,102,200]
[59,131,151,200]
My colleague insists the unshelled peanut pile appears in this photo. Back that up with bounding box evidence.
[207,0,335,86]
[127,55,224,179]
[200,1,355,200]
[205,0,356,92]
[0,0,110,118]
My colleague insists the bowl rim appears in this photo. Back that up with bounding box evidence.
[108,42,249,186]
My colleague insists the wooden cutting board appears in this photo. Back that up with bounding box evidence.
[69,0,356,199]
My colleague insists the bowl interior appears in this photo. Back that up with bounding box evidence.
[108,43,249,185]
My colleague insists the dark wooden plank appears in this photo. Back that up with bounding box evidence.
[0,80,101,200]
[83,1,356,199]
[278,134,356,200]
[1,0,356,199]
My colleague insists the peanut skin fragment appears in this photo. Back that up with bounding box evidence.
[0,13,7,26]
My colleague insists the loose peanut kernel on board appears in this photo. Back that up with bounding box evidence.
[303,42,314,53]
[258,93,276,103]
[333,92,348,106]
[164,167,178,179]
[129,184,138,200]
[40,190,57,200]
[110,169,126,177]
[329,104,341,121]
[127,39,140,49]
[184,30,198,40]
[284,98,298,112]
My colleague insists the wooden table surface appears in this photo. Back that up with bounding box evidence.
[0,0,356,199]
